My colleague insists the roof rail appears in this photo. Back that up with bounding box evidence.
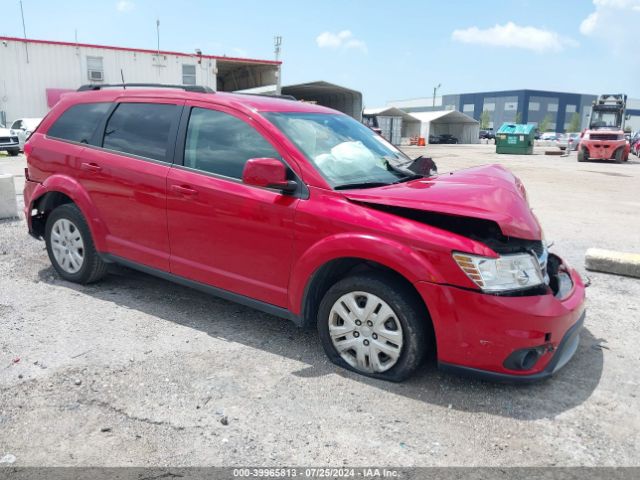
[77,83,215,93]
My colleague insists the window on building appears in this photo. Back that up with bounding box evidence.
[548,103,558,112]
[103,103,179,161]
[184,108,280,179]
[182,64,197,85]
[566,104,577,113]
[87,56,104,82]
[528,102,540,111]
[47,103,111,144]
[484,102,495,112]
[463,104,474,113]
[444,104,456,111]
[504,102,518,111]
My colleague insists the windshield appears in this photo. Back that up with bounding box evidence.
[590,110,621,129]
[264,112,418,189]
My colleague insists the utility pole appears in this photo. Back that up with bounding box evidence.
[432,83,441,108]
[274,36,282,95]
[20,0,29,63]
[156,19,160,56]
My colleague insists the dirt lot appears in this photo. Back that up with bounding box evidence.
[1,145,639,467]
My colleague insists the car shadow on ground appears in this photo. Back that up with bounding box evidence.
[37,264,604,421]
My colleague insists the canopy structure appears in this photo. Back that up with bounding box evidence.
[363,107,421,145]
[282,81,363,120]
[410,110,480,144]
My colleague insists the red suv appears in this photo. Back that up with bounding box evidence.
[23,85,586,382]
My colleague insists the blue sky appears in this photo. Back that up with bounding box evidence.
[3,0,639,106]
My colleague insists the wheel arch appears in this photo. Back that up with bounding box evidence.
[290,234,439,331]
[29,175,107,251]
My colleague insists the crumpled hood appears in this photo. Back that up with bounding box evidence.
[342,164,542,240]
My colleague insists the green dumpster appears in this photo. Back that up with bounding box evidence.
[495,123,535,154]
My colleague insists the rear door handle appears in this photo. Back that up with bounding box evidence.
[81,162,102,173]
[170,184,198,196]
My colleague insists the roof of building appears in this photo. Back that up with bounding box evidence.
[0,35,281,66]
[363,107,419,123]
[410,110,478,124]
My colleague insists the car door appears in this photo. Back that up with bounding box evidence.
[166,103,299,307]
[78,99,183,271]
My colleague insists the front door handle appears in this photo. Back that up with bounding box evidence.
[81,162,102,173]
[170,184,198,196]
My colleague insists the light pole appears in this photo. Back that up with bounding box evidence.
[432,83,441,108]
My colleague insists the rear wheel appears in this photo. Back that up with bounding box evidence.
[45,204,108,284]
[317,272,431,382]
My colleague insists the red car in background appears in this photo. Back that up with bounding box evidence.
[22,84,586,382]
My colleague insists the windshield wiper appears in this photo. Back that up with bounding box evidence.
[335,181,391,190]
[392,173,423,184]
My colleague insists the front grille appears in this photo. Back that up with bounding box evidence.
[591,134,619,141]
[0,136,18,144]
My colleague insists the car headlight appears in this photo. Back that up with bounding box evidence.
[453,252,544,293]
[582,133,589,140]
[9,129,16,135]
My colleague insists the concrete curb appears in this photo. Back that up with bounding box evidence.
[0,173,19,220]
[585,248,640,279]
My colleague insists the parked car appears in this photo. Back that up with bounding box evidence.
[556,133,580,151]
[0,123,20,156]
[540,132,558,141]
[479,129,495,140]
[434,134,459,144]
[10,117,42,150]
[22,84,586,382]
[630,132,640,156]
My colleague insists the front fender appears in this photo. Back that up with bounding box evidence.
[288,233,443,315]
[31,174,107,251]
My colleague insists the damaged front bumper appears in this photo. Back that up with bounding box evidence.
[415,254,587,383]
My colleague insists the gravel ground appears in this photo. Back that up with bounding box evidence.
[0,146,639,467]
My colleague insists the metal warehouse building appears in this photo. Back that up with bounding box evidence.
[0,36,281,124]
[388,89,640,133]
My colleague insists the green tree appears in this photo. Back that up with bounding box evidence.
[480,110,490,129]
[515,112,522,124]
[567,112,581,132]
[538,114,553,132]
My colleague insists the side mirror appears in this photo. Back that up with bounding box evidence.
[242,158,297,194]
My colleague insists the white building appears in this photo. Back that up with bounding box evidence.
[0,36,281,125]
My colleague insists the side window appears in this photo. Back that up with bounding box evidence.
[103,103,178,162]
[184,107,280,179]
[47,102,111,143]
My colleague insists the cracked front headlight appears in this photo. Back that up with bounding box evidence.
[453,252,544,293]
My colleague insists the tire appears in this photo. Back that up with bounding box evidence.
[7,149,19,157]
[614,148,624,163]
[317,272,431,382]
[577,148,588,162]
[45,203,108,284]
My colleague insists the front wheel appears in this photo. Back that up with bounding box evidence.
[614,148,624,163]
[317,272,431,382]
[45,204,108,284]
[577,148,588,162]
[7,149,19,157]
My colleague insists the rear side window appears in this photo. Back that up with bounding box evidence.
[47,103,111,143]
[103,103,178,162]
[184,107,279,179]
